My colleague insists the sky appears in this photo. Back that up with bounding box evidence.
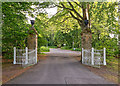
[46,7,57,18]
[26,6,57,24]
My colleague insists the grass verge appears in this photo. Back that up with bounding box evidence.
[61,46,81,51]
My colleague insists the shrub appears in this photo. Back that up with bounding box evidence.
[38,46,50,53]
[40,46,50,52]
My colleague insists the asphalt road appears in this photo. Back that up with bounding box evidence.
[6,48,114,84]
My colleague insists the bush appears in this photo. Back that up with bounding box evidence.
[38,46,50,53]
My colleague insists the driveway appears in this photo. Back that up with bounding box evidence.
[5,48,115,85]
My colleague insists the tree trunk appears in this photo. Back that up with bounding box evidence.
[80,25,92,62]
[81,26,92,49]
[81,3,92,49]
[79,3,92,62]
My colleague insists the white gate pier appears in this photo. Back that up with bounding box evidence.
[82,47,106,67]
[13,47,37,66]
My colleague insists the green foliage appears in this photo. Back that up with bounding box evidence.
[2,2,32,59]
[61,47,81,52]
[92,34,119,62]
[34,15,49,49]
[61,47,81,51]
[54,30,65,47]
[61,46,72,50]
[2,2,50,59]
[38,46,50,52]
[89,2,119,62]
[52,26,81,48]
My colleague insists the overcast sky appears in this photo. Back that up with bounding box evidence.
[46,7,57,18]
[26,6,57,24]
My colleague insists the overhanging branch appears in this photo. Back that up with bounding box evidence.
[55,4,73,11]
[67,1,84,20]
[55,3,83,24]
[69,12,82,23]
[72,1,82,8]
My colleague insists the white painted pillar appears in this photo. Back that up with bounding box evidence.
[82,48,84,64]
[13,47,16,64]
[91,48,94,65]
[103,47,106,65]
[35,48,37,64]
[25,47,28,64]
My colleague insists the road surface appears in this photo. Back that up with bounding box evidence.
[6,48,115,84]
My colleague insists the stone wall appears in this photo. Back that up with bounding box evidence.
[27,34,37,49]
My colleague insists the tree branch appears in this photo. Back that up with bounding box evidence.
[55,3,83,23]
[69,11,82,23]
[82,3,87,19]
[72,1,82,8]
[67,1,84,20]
[55,4,73,11]
[56,2,83,20]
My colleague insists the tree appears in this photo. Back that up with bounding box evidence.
[2,2,33,58]
[53,2,92,49]
[44,1,118,61]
